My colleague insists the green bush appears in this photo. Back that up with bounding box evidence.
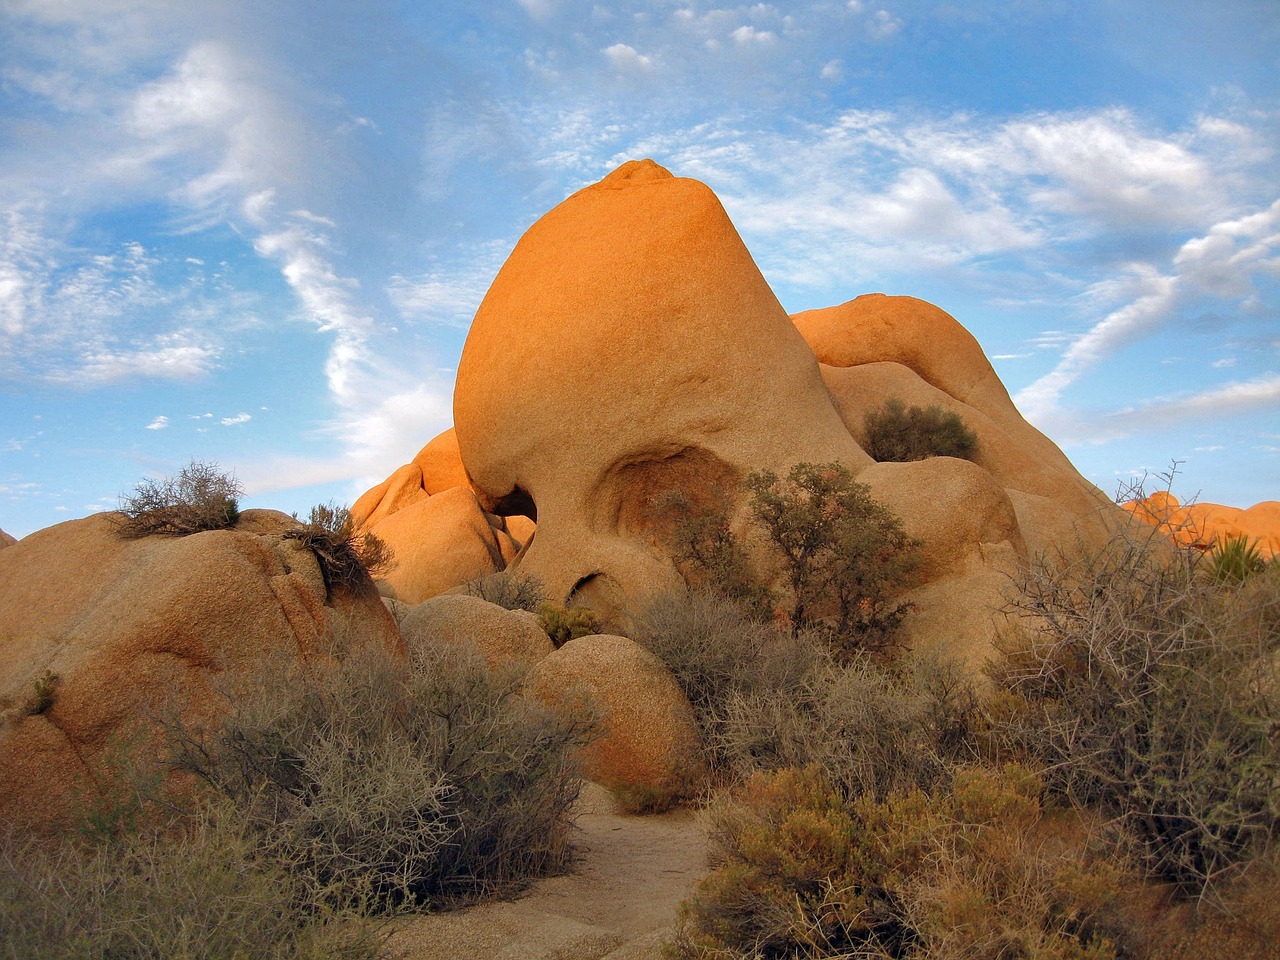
[116,459,242,537]
[654,463,921,657]
[669,764,1119,960]
[864,399,979,463]
[990,520,1280,897]
[745,462,920,652]
[162,640,593,910]
[1208,534,1269,584]
[537,603,599,646]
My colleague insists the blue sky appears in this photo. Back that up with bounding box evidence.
[1,0,1277,539]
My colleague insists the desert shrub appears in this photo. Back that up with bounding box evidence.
[466,570,548,612]
[652,488,776,621]
[630,589,821,774]
[287,501,396,593]
[1208,534,1269,584]
[864,398,979,463]
[538,602,599,646]
[163,640,593,910]
[655,463,921,657]
[634,589,978,800]
[116,459,242,537]
[0,809,381,960]
[745,462,920,652]
[669,764,1119,960]
[990,520,1280,897]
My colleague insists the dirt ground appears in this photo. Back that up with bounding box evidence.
[387,783,710,960]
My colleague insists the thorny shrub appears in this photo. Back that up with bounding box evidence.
[162,640,595,910]
[465,570,548,612]
[990,513,1280,898]
[669,764,1120,960]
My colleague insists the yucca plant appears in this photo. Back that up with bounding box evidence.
[1209,534,1268,584]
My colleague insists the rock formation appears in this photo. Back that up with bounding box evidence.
[355,159,1124,667]
[0,510,403,833]
[528,634,704,805]
[0,528,15,549]
[397,594,553,671]
[1125,492,1280,558]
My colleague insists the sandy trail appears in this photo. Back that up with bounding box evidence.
[387,784,709,960]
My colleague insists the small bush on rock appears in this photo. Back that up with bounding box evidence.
[287,501,396,592]
[538,603,599,646]
[116,459,242,537]
[864,398,979,463]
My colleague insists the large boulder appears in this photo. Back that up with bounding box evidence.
[528,634,703,805]
[358,159,1123,665]
[0,510,403,833]
[453,159,863,616]
[398,594,553,671]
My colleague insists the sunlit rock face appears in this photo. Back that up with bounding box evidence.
[358,159,1123,666]
[0,511,403,833]
[453,159,864,617]
[1125,492,1280,558]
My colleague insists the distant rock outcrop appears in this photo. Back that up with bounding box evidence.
[0,510,403,833]
[1125,493,1280,558]
[355,159,1122,667]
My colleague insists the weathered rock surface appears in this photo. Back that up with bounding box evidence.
[398,594,553,671]
[528,634,703,804]
[0,510,403,833]
[0,528,15,549]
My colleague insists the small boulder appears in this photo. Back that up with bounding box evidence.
[528,634,703,807]
[398,594,554,671]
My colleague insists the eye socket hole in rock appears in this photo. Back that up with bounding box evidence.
[488,486,537,522]
[596,445,738,541]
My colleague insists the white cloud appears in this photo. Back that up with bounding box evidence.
[867,9,902,39]
[221,412,251,426]
[1016,265,1180,423]
[820,59,842,80]
[69,331,221,384]
[145,415,169,430]
[731,25,774,44]
[1173,198,1280,297]
[603,42,654,71]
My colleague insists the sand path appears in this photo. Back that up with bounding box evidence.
[387,784,709,960]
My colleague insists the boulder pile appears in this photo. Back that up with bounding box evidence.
[356,159,1119,668]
